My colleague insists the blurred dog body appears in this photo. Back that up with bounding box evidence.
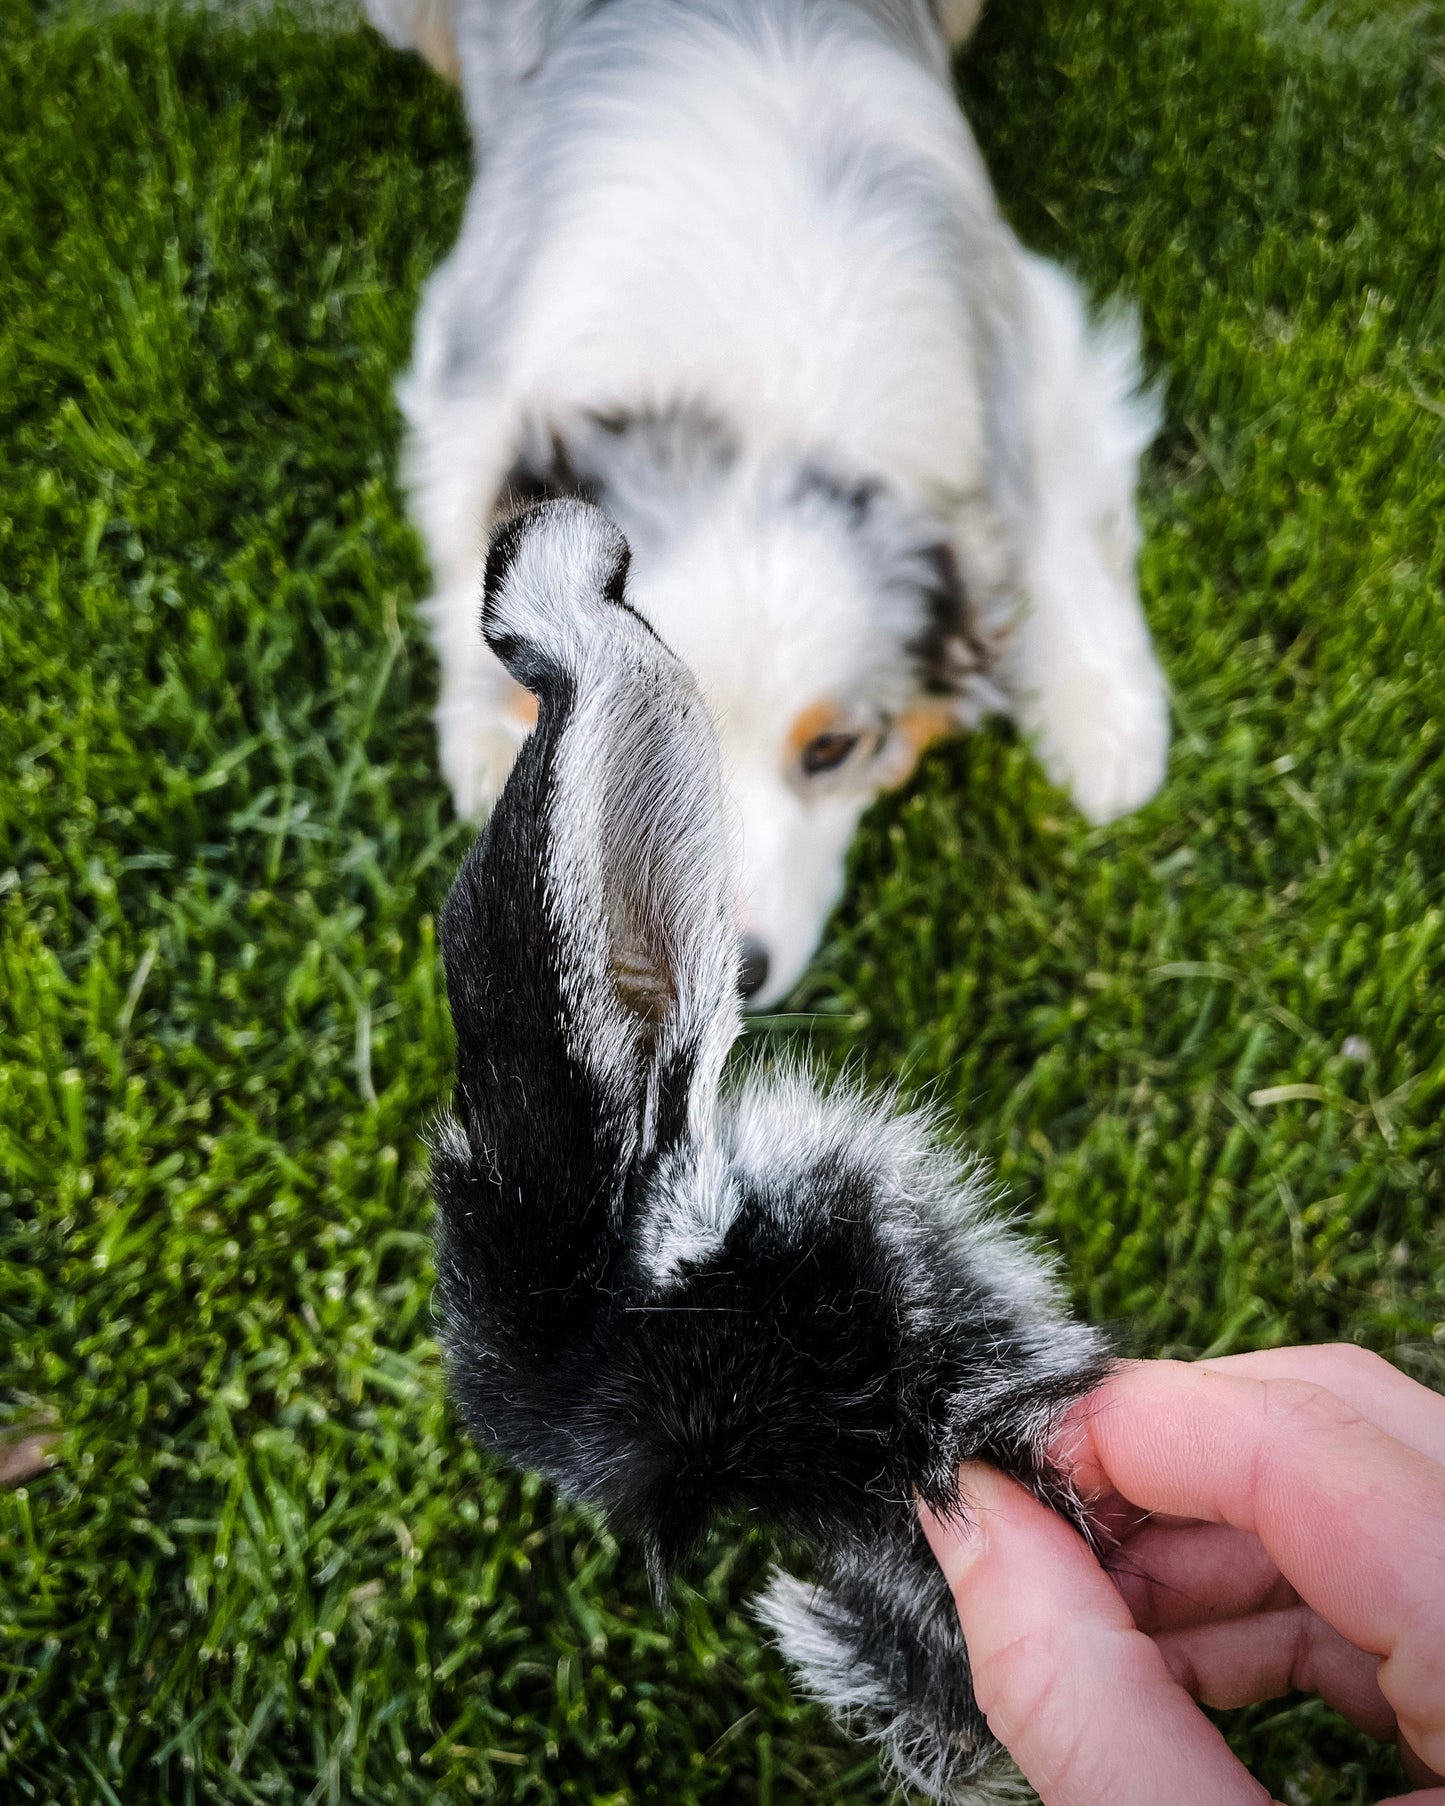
[368,0,1168,1004]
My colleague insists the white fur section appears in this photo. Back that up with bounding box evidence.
[624,462,922,1006]
[398,21,952,583]
[1003,251,1169,824]
[505,506,741,1155]
[551,683,739,1154]
[482,497,628,665]
[756,1571,893,1714]
[723,1065,1049,1318]
[498,19,1000,492]
[757,1571,1028,1805]
[395,0,1013,664]
[637,1140,742,1284]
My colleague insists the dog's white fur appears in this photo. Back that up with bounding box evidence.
[370,0,1169,1004]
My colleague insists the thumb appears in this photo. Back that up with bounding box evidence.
[920,1464,1271,1806]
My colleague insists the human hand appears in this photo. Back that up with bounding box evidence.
[919,1346,1445,1805]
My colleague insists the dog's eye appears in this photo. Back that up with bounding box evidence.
[800,731,862,776]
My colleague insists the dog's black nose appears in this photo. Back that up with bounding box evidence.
[738,937,770,1000]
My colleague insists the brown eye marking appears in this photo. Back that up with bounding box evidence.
[788,699,857,776]
[507,684,540,731]
[800,730,862,775]
[786,699,841,758]
[881,700,958,790]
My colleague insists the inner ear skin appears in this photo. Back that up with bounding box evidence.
[608,909,675,1038]
[506,685,539,731]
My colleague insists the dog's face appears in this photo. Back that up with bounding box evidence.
[502,411,996,1005]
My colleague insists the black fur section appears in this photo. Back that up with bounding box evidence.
[432,503,1108,1800]
[498,403,737,525]
[911,540,983,695]
[435,972,1111,1786]
[601,1156,1103,1575]
[586,399,734,450]
[437,1052,1110,1558]
[435,678,631,1395]
[601,539,632,608]
[479,508,537,610]
[790,460,883,524]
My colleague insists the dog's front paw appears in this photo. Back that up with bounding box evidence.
[435,692,536,822]
[1024,646,1170,825]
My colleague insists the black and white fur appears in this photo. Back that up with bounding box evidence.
[368,0,1170,1006]
[433,503,1111,1802]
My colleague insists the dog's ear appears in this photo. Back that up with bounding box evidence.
[435,502,741,1356]
[861,533,1005,790]
[908,539,1002,723]
[790,465,1002,736]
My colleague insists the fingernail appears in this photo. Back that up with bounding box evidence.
[1044,1388,1114,1500]
[919,1462,1005,1586]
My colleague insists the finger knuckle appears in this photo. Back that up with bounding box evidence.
[975,1626,1131,1805]
[1263,1375,1366,1439]
[1033,1722,1110,1802]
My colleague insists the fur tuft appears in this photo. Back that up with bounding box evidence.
[433,505,1110,1801]
[481,498,632,695]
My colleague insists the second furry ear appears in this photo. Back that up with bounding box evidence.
[443,501,741,1195]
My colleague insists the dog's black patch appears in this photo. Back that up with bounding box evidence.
[789,462,993,698]
[480,507,536,603]
[601,539,631,607]
[911,539,988,695]
[499,404,737,526]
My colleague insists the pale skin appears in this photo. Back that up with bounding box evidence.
[920,1348,1445,1806]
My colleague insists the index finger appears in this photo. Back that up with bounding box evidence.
[1060,1361,1445,1769]
[1200,1344,1445,1464]
[920,1463,1268,1806]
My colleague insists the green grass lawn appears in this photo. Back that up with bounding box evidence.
[2,0,1443,1798]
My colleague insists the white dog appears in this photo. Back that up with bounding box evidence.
[365,0,1169,1005]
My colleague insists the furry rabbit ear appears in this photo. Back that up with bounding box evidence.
[434,502,742,1394]
[477,500,740,1145]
